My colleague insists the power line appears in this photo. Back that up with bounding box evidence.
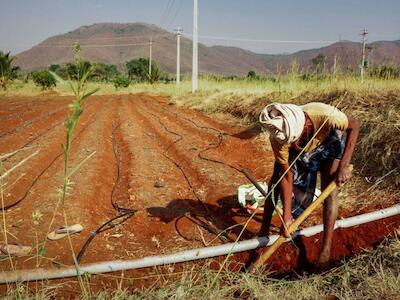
[187,34,336,44]
[160,0,175,29]
[166,0,185,30]
[35,42,151,48]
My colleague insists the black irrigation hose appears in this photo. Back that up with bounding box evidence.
[77,97,255,260]
[77,121,136,263]
[139,104,232,242]
[143,97,244,173]
[145,99,262,235]
[1,103,106,211]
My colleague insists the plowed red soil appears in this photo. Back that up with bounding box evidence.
[0,94,399,295]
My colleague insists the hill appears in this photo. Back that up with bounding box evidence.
[15,23,400,75]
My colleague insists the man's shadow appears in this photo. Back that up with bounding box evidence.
[146,195,263,243]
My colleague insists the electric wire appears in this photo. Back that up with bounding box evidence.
[166,0,185,30]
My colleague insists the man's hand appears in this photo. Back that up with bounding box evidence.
[337,164,352,186]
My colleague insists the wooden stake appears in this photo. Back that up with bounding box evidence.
[248,165,353,272]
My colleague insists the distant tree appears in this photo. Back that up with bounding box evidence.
[311,53,326,75]
[66,60,91,80]
[126,58,161,82]
[247,70,257,79]
[89,63,120,82]
[126,58,148,81]
[147,64,161,84]
[90,63,107,81]
[0,51,19,90]
[49,64,60,73]
[103,64,119,82]
[31,70,56,90]
[113,74,131,89]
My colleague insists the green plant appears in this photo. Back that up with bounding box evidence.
[370,65,400,79]
[247,70,257,79]
[126,57,149,81]
[126,57,161,83]
[147,63,161,84]
[31,70,56,90]
[311,53,326,76]
[47,44,98,296]
[65,60,91,80]
[0,51,19,90]
[113,74,131,89]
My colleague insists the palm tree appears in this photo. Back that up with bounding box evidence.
[0,51,19,90]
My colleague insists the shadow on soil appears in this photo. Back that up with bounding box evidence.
[146,196,265,241]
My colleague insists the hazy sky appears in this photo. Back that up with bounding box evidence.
[1,0,399,55]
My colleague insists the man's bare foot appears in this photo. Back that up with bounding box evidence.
[314,252,331,272]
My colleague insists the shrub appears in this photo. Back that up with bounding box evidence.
[147,64,161,84]
[31,70,56,90]
[0,51,19,90]
[370,66,400,79]
[126,58,161,83]
[247,70,257,79]
[113,75,131,89]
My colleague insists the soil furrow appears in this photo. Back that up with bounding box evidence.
[0,106,66,138]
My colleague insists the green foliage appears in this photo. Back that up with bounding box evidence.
[49,64,60,73]
[50,62,119,82]
[90,63,119,82]
[113,74,131,89]
[247,70,257,79]
[0,51,19,90]
[126,57,148,81]
[65,60,91,80]
[370,66,400,79]
[31,70,57,90]
[126,57,161,83]
[147,63,161,84]
[311,53,326,75]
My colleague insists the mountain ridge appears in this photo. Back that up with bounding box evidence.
[15,23,400,75]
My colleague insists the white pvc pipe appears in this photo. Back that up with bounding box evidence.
[1,204,399,284]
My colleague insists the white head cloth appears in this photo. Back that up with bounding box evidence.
[259,103,305,144]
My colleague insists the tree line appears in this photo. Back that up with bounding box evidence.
[0,50,172,90]
[1,50,399,91]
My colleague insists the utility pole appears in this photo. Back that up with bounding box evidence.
[149,37,153,77]
[175,27,183,87]
[360,29,368,82]
[192,0,198,93]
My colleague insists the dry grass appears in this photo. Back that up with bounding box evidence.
[3,233,400,299]
[93,232,400,300]
[166,77,400,187]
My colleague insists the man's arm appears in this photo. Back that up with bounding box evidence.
[279,162,293,236]
[337,115,360,186]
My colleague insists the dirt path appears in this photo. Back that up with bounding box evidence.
[0,93,399,293]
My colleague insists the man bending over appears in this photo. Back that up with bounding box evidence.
[259,102,359,266]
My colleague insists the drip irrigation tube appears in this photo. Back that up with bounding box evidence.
[1,204,400,284]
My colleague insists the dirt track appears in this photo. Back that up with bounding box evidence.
[1,93,399,289]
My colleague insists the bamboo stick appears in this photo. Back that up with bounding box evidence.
[249,165,353,272]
